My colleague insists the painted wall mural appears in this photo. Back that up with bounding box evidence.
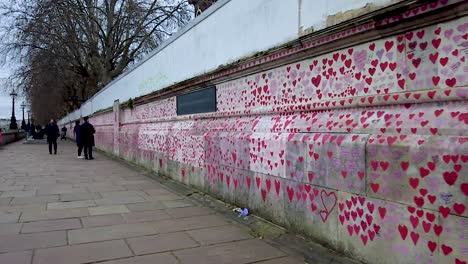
[88,14,467,264]
[217,19,467,114]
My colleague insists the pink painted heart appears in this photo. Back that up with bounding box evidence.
[457,22,468,33]
[441,44,453,55]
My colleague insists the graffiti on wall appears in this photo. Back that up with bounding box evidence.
[92,14,467,264]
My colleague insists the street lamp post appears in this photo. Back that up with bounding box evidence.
[21,103,26,130]
[9,90,18,130]
[27,110,31,126]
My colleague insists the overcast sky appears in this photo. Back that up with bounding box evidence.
[0,92,24,120]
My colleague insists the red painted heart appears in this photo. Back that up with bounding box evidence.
[427,241,437,253]
[453,203,466,215]
[433,224,443,236]
[319,190,337,223]
[410,231,419,245]
[378,207,386,219]
[439,206,450,218]
[422,221,431,233]
[419,167,430,178]
[410,215,419,229]
[441,244,453,256]
[443,171,458,186]
[398,225,408,240]
[409,178,419,189]
[461,183,468,196]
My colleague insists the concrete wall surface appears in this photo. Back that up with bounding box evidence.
[60,0,401,122]
[61,1,468,263]
[0,131,24,146]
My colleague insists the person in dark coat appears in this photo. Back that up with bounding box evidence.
[45,118,59,155]
[61,126,67,140]
[80,116,95,160]
[37,125,44,139]
[24,124,30,139]
[73,120,84,158]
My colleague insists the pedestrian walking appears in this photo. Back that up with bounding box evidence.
[80,116,95,160]
[24,124,30,140]
[74,120,84,159]
[61,125,68,140]
[45,118,59,155]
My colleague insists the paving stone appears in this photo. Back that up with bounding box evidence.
[33,239,133,264]
[21,218,81,233]
[173,239,287,264]
[122,210,172,224]
[0,212,20,223]
[144,188,175,196]
[10,195,59,205]
[56,178,91,184]
[154,215,228,233]
[72,182,112,188]
[36,187,88,196]
[98,252,179,264]
[0,190,36,198]
[0,223,22,235]
[255,256,305,264]
[145,194,182,201]
[47,200,96,210]
[60,192,101,202]
[20,208,89,222]
[113,180,154,186]
[94,196,146,206]
[126,201,165,212]
[0,231,67,253]
[187,225,252,245]
[0,251,32,264]
[127,232,199,255]
[100,190,148,198]
[26,183,72,189]
[119,184,143,190]
[0,198,11,206]
[162,200,193,208]
[86,185,127,192]
[137,183,167,190]
[88,205,130,215]
[0,203,46,213]
[165,206,214,218]
[68,222,158,244]
[0,185,25,191]
[81,214,126,228]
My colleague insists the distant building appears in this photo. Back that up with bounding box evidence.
[188,0,217,16]
[0,118,22,131]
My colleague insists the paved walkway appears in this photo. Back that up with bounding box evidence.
[0,141,304,264]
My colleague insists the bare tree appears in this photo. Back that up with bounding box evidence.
[0,0,193,123]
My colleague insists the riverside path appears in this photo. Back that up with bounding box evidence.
[0,141,311,264]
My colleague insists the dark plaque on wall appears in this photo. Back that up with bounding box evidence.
[176,86,217,115]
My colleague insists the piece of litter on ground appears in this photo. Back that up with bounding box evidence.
[233,207,249,216]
